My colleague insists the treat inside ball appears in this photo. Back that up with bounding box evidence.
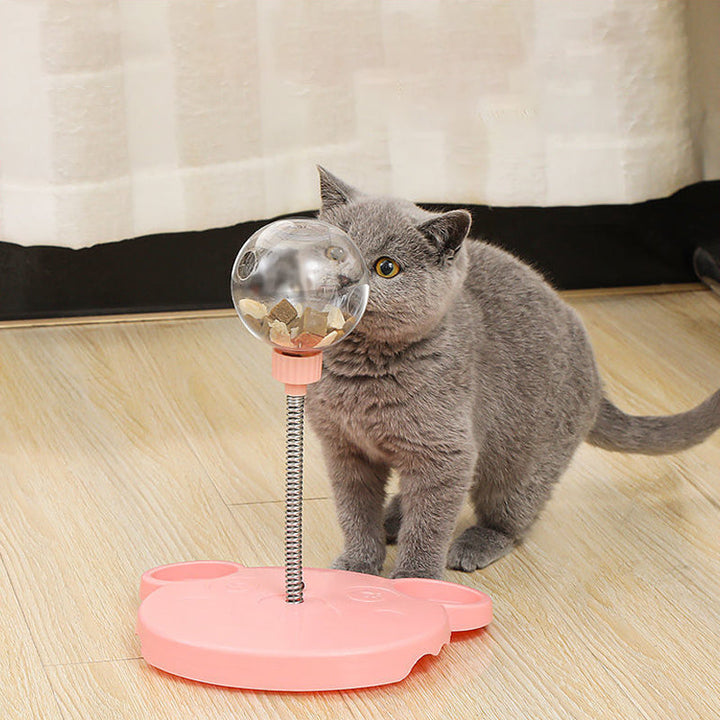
[231,219,369,353]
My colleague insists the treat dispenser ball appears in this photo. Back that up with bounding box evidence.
[136,218,492,692]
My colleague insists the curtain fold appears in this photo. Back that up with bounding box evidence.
[1,0,718,249]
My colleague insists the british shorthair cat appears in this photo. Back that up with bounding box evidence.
[305,167,720,579]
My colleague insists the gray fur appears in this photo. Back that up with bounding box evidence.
[588,393,720,454]
[305,167,720,579]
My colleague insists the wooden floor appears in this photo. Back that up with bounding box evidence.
[1,288,718,720]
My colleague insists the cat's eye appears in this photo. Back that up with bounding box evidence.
[374,257,401,278]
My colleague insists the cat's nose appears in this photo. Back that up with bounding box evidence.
[337,274,353,289]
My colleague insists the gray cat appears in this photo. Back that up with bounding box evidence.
[305,167,720,580]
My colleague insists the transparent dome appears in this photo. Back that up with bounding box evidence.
[231,218,369,353]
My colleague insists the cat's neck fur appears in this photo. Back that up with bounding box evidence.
[323,319,447,379]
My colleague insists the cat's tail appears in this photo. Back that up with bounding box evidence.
[586,390,720,455]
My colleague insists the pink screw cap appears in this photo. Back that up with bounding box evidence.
[271,350,323,395]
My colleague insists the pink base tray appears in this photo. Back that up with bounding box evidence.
[137,561,492,692]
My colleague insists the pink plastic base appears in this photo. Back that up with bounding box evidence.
[137,562,492,692]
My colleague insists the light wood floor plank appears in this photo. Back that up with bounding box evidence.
[0,556,64,720]
[570,291,720,506]
[47,659,361,720]
[116,318,331,504]
[0,325,261,665]
[0,289,718,718]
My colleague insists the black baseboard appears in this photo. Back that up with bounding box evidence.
[1,181,718,321]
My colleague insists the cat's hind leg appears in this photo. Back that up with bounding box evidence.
[447,457,567,571]
[447,525,515,571]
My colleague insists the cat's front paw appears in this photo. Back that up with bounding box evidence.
[331,553,383,576]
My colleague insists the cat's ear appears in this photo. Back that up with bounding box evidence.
[317,166,360,210]
[417,210,472,263]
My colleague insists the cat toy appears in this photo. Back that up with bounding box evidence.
[136,218,492,691]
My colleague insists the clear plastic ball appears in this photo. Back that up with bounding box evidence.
[231,218,369,353]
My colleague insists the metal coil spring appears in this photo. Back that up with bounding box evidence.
[285,394,305,603]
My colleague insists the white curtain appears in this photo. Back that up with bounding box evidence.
[1,0,718,249]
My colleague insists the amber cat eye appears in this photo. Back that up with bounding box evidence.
[374,257,401,278]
